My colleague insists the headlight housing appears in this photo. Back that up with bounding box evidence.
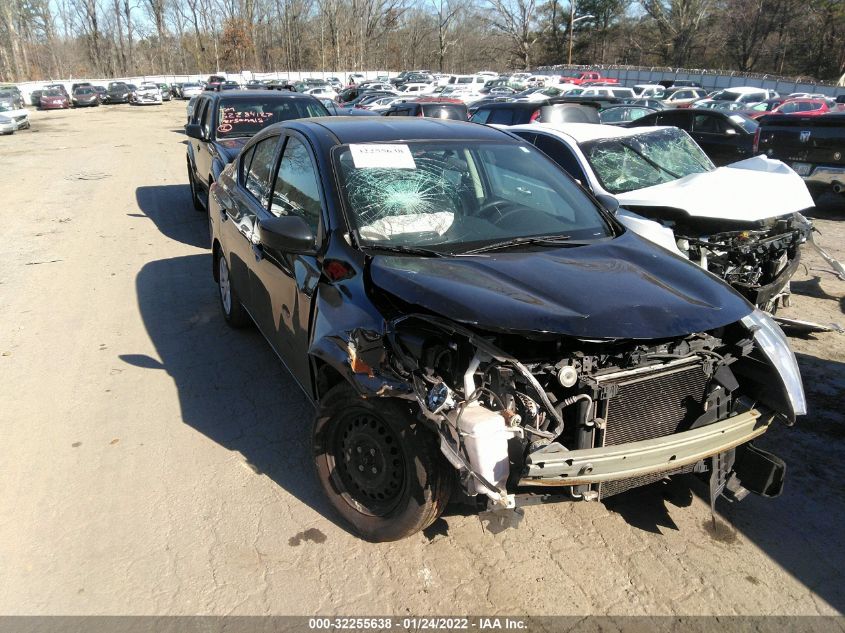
[741,309,806,419]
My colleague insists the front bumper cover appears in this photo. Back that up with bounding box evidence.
[518,409,772,487]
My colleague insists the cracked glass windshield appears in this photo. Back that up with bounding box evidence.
[334,141,614,252]
[581,128,714,194]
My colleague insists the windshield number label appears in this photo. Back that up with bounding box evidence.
[350,144,416,169]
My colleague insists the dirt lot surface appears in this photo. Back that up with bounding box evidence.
[0,102,844,617]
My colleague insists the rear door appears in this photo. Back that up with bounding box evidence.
[249,134,324,392]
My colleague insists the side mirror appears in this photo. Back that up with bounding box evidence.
[595,194,619,215]
[185,123,205,140]
[725,127,738,136]
[258,215,315,253]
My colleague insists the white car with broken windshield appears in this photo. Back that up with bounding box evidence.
[508,123,824,317]
[133,82,163,105]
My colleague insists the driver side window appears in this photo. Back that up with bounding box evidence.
[270,137,322,234]
[200,100,213,137]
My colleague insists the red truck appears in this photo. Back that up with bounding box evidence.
[560,71,619,85]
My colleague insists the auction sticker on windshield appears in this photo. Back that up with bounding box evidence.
[350,144,416,169]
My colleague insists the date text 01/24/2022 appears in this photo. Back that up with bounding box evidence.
[307,617,527,629]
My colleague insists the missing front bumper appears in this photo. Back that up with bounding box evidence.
[518,409,772,488]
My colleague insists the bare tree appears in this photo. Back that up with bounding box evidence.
[486,0,538,69]
[432,0,461,71]
[641,0,712,67]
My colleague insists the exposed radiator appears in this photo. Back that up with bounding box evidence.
[602,361,710,446]
[594,359,711,499]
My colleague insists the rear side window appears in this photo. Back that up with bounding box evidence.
[271,137,322,233]
[531,133,588,185]
[655,111,691,130]
[487,109,516,125]
[470,109,492,124]
[244,136,279,206]
[693,114,728,134]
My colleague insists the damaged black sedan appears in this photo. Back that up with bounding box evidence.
[208,117,806,542]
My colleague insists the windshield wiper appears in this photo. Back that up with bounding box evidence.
[461,234,574,254]
[364,244,446,257]
[619,142,682,179]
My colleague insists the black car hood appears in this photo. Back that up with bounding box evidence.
[369,232,752,340]
[215,138,250,162]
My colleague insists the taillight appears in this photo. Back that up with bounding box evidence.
[753,128,761,154]
[529,109,540,122]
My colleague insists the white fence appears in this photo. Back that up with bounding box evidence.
[538,65,845,98]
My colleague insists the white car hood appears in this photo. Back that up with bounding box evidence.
[615,155,814,222]
[0,107,28,120]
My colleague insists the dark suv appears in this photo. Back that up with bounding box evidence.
[383,100,467,119]
[185,90,328,212]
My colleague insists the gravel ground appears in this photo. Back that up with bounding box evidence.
[0,102,843,616]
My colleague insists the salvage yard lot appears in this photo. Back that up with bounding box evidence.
[0,102,844,616]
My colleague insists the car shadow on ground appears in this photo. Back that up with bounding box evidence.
[134,185,208,249]
[122,252,345,531]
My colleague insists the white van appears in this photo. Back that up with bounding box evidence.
[580,86,636,99]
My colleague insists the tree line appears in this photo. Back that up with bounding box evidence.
[1,0,843,83]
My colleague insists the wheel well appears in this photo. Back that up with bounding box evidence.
[212,239,222,282]
[314,361,346,402]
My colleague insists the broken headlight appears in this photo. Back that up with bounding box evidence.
[741,309,806,418]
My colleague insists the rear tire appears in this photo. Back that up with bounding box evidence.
[313,383,453,542]
[216,251,250,328]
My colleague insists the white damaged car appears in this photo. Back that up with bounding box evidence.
[508,123,828,314]
[132,82,163,105]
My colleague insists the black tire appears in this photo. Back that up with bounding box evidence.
[313,383,453,542]
[187,161,203,211]
[215,250,250,328]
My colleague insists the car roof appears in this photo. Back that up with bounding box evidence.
[280,116,510,144]
[720,86,768,94]
[512,122,675,143]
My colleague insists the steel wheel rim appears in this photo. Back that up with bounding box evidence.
[218,256,231,314]
[329,412,406,517]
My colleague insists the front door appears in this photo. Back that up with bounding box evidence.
[220,134,283,317]
[249,134,324,393]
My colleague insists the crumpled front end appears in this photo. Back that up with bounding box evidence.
[314,303,804,510]
[674,213,812,312]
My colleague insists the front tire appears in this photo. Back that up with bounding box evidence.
[216,251,249,328]
[313,384,453,542]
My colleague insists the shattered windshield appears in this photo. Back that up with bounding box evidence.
[334,141,614,252]
[581,128,714,194]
